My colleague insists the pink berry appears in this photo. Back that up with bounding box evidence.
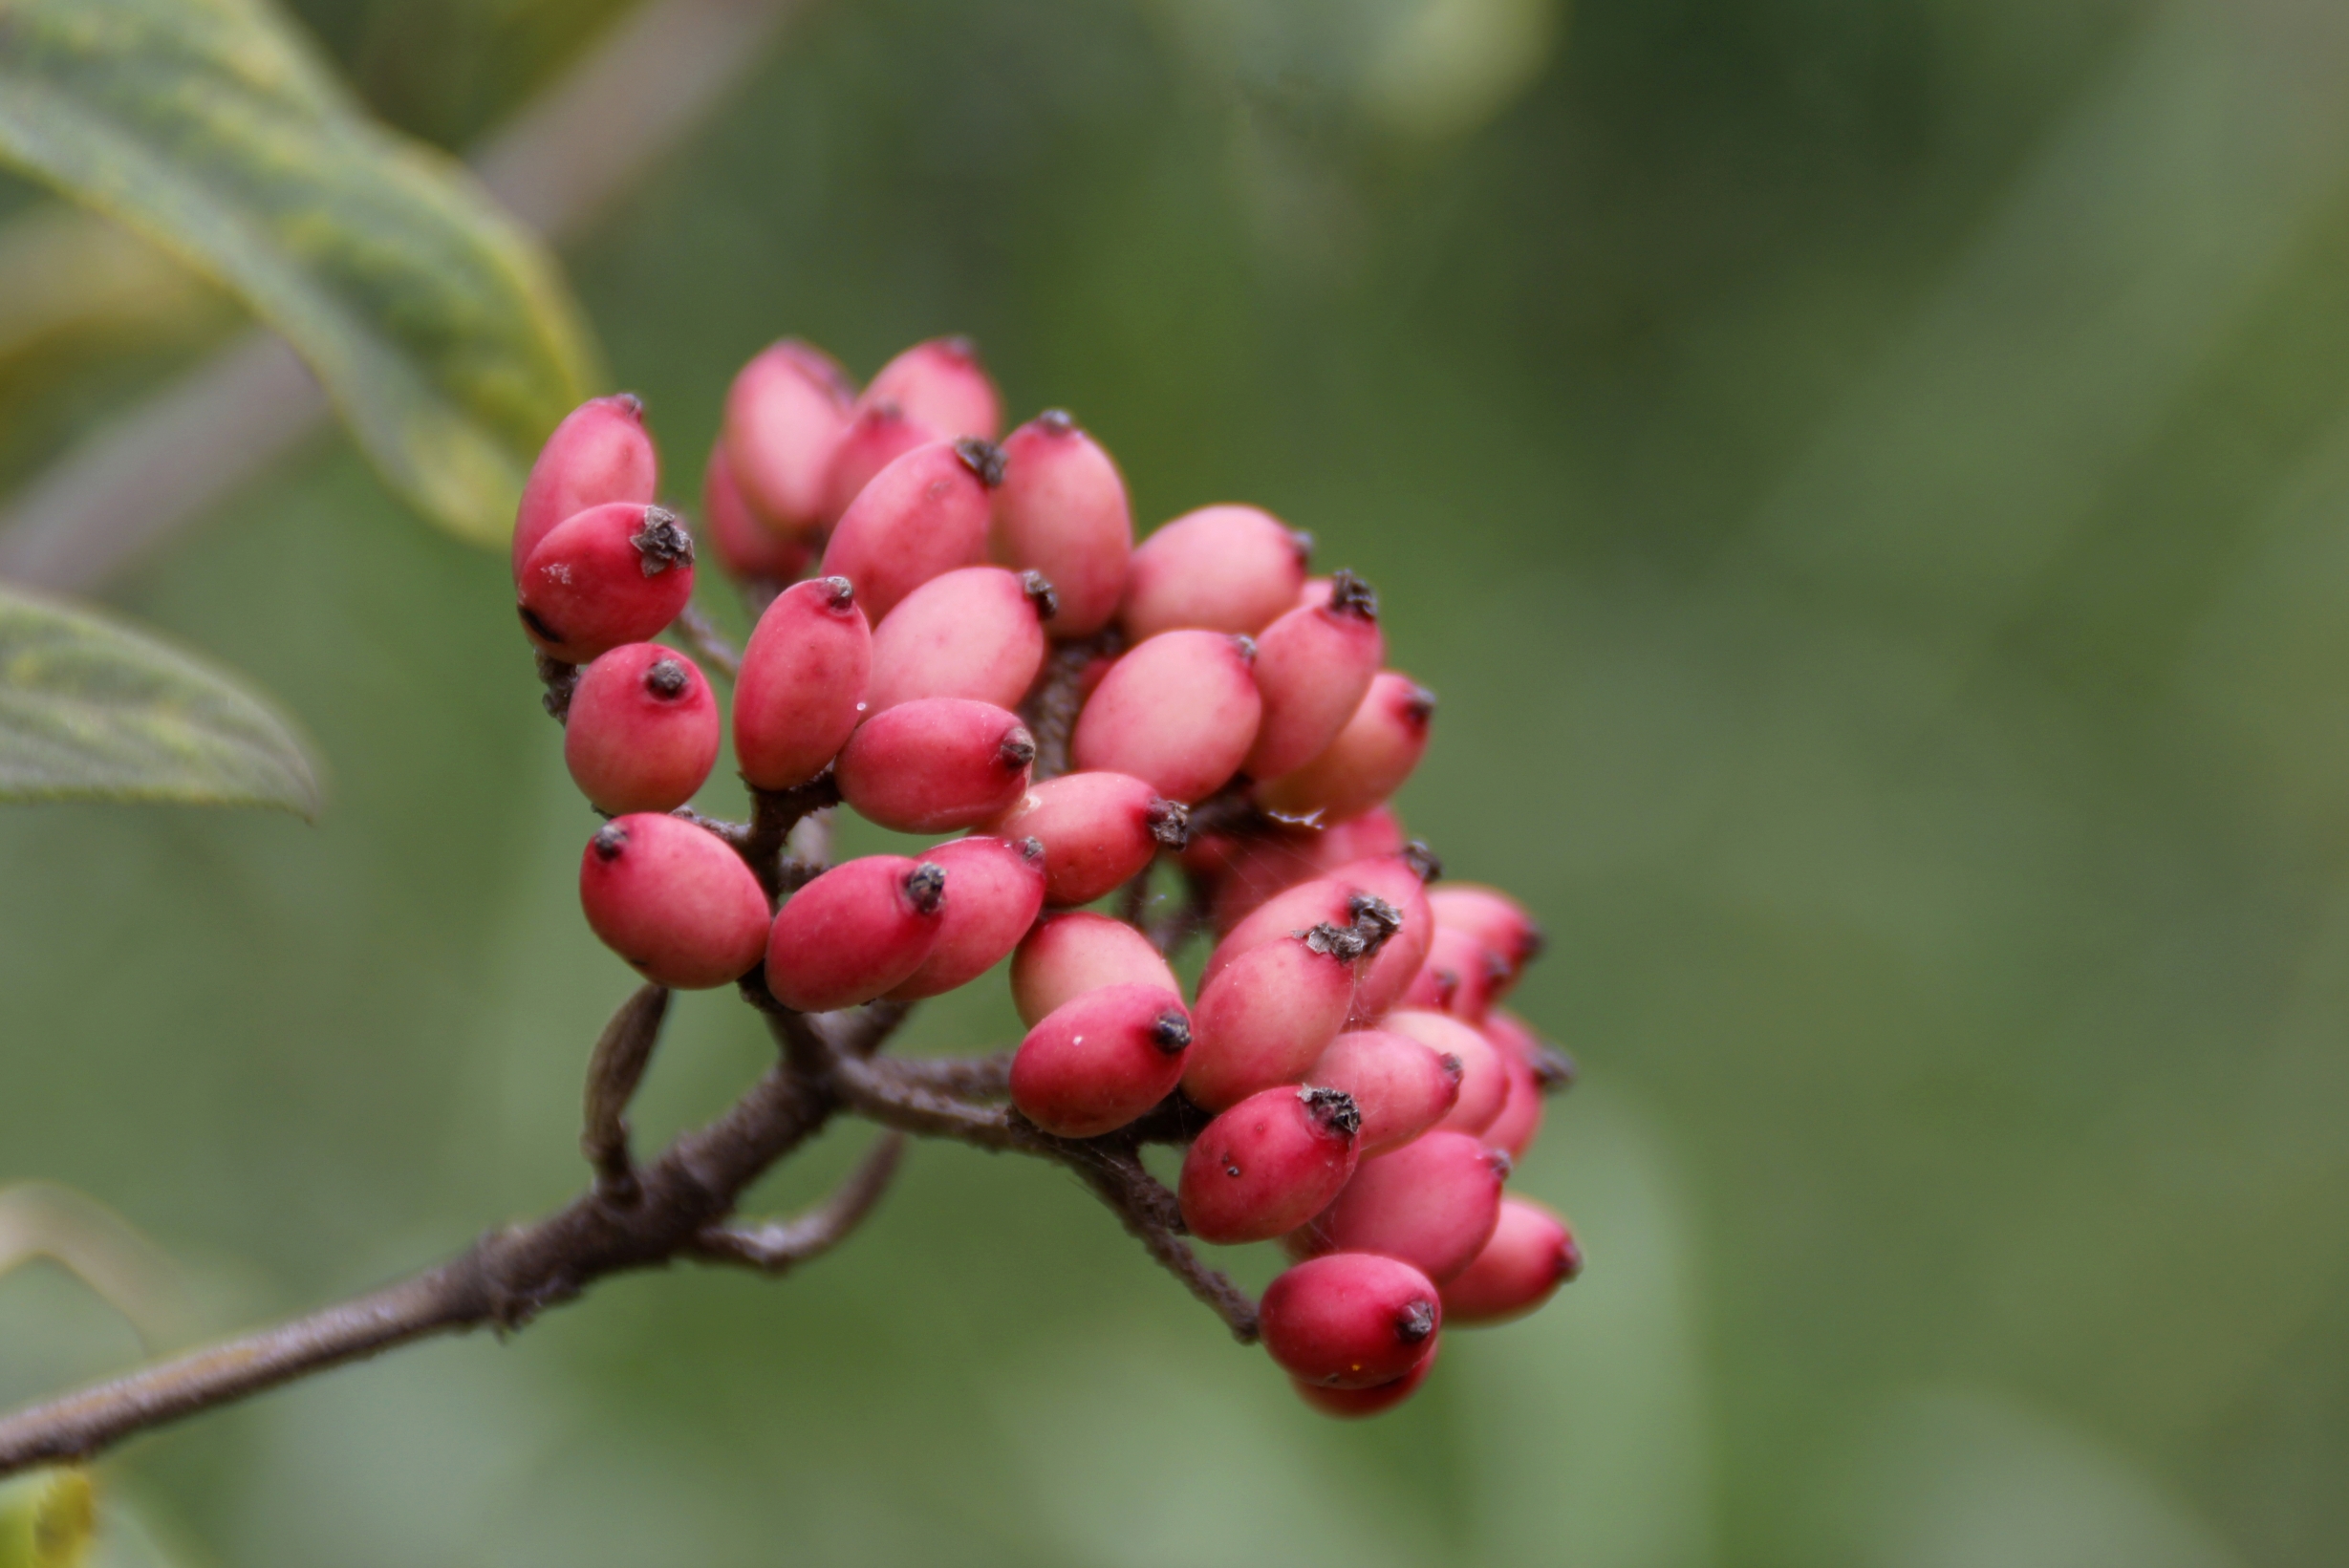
[990,411,1132,637]
[1179,1085,1361,1244]
[722,339,853,537]
[1181,928,1361,1110]
[1069,630,1262,802]
[1260,1253,1440,1389]
[1194,808,1413,934]
[765,854,948,1012]
[1258,673,1435,826]
[1120,505,1309,641]
[513,394,657,579]
[1296,575,1334,612]
[1479,1047,1545,1160]
[886,836,1047,999]
[1308,1029,1462,1156]
[1440,1198,1581,1325]
[732,575,873,790]
[1196,858,1428,1025]
[517,503,697,664]
[861,336,1002,440]
[1009,911,1180,1026]
[835,698,1034,832]
[1338,854,1436,1021]
[819,439,1000,623]
[578,814,768,990]
[1400,926,1510,1022]
[987,770,1188,907]
[820,400,942,523]
[866,566,1054,713]
[1296,1131,1508,1284]
[563,645,720,813]
[1197,875,1356,991]
[1241,572,1386,780]
[1381,1008,1508,1134]
[1481,1008,1576,1091]
[1427,883,1543,997]
[704,437,813,583]
[1291,1345,1435,1418]
[1008,982,1192,1137]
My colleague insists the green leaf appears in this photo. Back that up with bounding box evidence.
[0,0,599,546]
[0,1468,94,1568]
[0,582,321,817]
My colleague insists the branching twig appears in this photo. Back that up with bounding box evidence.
[692,1133,904,1274]
[1021,633,1116,783]
[581,984,671,1203]
[671,604,742,680]
[880,1053,1013,1099]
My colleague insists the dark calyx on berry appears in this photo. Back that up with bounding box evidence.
[645,658,691,698]
[905,862,948,914]
[1300,1085,1361,1137]
[1153,1010,1193,1052]
[1146,798,1192,849]
[954,438,1007,487]
[1402,842,1442,883]
[630,507,694,575]
[593,823,630,860]
[1326,569,1378,620]
[1396,1299,1436,1343]
[1000,730,1038,768]
[821,575,856,610]
[1021,570,1061,621]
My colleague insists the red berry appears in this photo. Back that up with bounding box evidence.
[517,503,697,664]
[861,336,1002,440]
[819,439,999,622]
[1178,1085,1361,1244]
[990,411,1132,637]
[1291,1345,1435,1418]
[722,339,853,537]
[1260,1253,1440,1389]
[563,645,720,813]
[987,770,1187,907]
[578,814,767,989]
[1069,630,1262,803]
[1308,1029,1462,1156]
[1440,1197,1581,1325]
[1478,1046,1545,1160]
[513,394,657,579]
[1427,883,1543,997]
[1382,1008,1508,1134]
[834,698,1034,832]
[1181,928,1360,1110]
[820,400,942,524]
[732,575,873,789]
[886,836,1047,999]
[1120,505,1308,641]
[1257,673,1434,827]
[1010,911,1180,1026]
[765,855,948,1012]
[1399,926,1510,1022]
[1008,982,1192,1137]
[704,438,813,583]
[1296,1131,1508,1284]
[866,566,1053,713]
[1241,573,1385,781]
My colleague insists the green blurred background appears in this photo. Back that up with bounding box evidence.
[7,0,2349,1561]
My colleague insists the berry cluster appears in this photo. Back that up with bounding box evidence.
[510,335,1581,1418]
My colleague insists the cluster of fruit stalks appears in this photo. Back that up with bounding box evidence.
[512,335,1581,1418]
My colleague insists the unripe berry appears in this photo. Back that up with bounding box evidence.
[1381,1008,1508,1134]
[1258,673,1435,826]
[987,770,1188,907]
[1010,911,1182,1026]
[1120,505,1308,641]
[862,336,1002,440]
[821,400,941,523]
[517,503,696,664]
[835,698,1034,832]
[1400,925,1510,1022]
[1440,1197,1581,1325]
[563,645,720,813]
[1291,1347,1435,1418]
[1260,1253,1440,1389]
[1427,883,1543,997]
[704,438,812,582]
[1069,630,1262,803]
[722,339,853,537]
[886,836,1046,999]
[990,411,1132,637]
[1008,982,1192,1137]
[732,576,873,790]
[1308,1029,1462,1156]
[1479,1047,1545,1160]
[578,814,767,989]
[1242,572,1386,781]
[513,394,657,578]
[866,566,1053,713]
[819,439,1000,622]
[1296,1131,1508,1284]
[765,855,948,1012]
[1178,1085,1361,1244]
[1181,928,1362,1110]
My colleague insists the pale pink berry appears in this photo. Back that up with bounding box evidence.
[866,566,1053,713]
[1260,1253,1439,1389]
[1197,875,1356,992]
[1069,630,1262,802]
[819,439,999,622]
[1336,853,1436,1021]
[517,503,696,664]
[722,339,853,537]
[1181,929,1362,1110]
[1120,505,1309,641]
[1427,883,1543,997]
[579,814,767,989]
[820,401,942,523]
[732,575,873,790]
[1382,1008,1508,1135]
[513,394,657,579]
[1291,1345,1435,1418]
[563,645,720,813]
[1179,1085,1361,1244]
[835,698,1034,833]
[886,836,1046,999]
[1196,857,1428,1024]
[1479,1047,1545,1161]
[990,411,1132,637]
[1400,926,1510,1022]
[1296,575,1334,612]
[765,855,948,1012]
[1008,982,1192,1137]
[1440,1198,1581,1325]
[987,770,1187,907]
[704,437,812,583]
[1009,911,1180,1027]
[1242,572,1385,780]
[1308,1029,1462,1156]
[1258,673,1434,826]
[1295,1131,1507,1284]
[862,336,1002,440]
